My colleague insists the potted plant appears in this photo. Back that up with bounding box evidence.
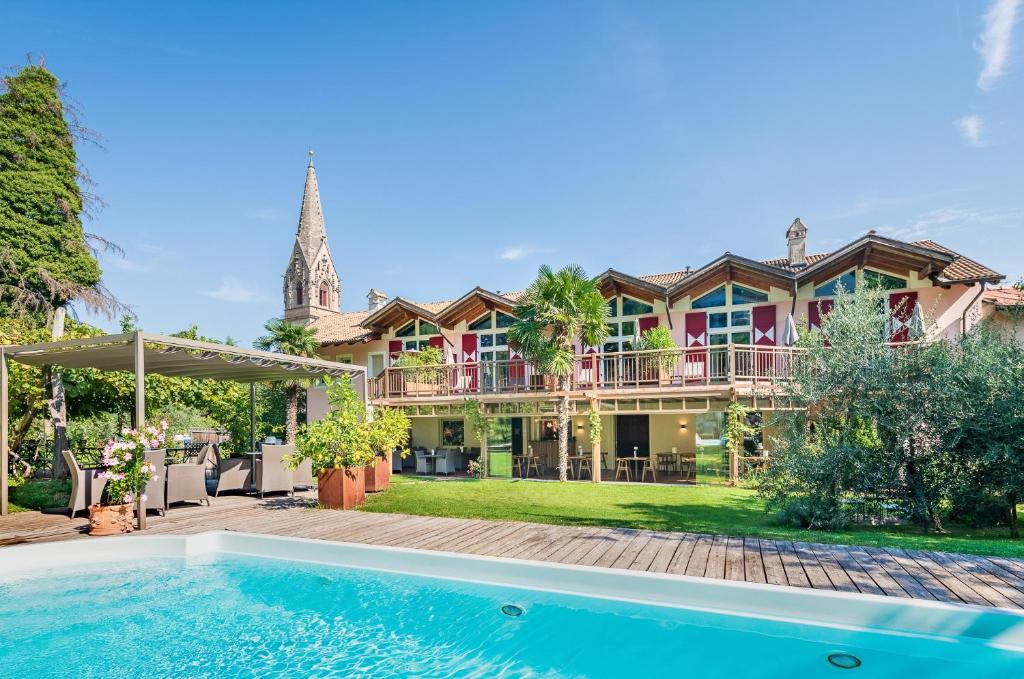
[392,346,445,396]
[635,326,678,385]
[364,406,411,492]
[89,421,166,535]
[291,376,376,509]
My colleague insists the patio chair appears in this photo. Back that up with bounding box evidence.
[293,457,315,490]
[255,444,295,498]
[166,444,210,508]
[415,450,431,475]
[434,449,456,476]
[214,455,253,496]
[641,459,657,483]
[577,457,593,480]
[143,449,167,516]
[391,449,403,473]
[62,449,106,517]
[614,458,632,482]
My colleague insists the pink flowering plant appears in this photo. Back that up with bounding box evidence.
[97,420,167,507]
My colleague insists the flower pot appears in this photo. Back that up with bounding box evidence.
[364,455,391,493]
[318,467,366,509]
[88,503,134,536]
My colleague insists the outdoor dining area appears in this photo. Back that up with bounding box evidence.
[508,448,700,484]
[62,436,317,518]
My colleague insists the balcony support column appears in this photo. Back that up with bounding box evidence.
[589,397,601,484]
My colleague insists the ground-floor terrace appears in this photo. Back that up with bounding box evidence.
[3,492,1024,610]
[386,400,777,484]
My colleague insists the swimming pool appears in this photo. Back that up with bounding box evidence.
[1,531,1022,677]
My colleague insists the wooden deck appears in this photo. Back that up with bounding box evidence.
[4,492,1024,610]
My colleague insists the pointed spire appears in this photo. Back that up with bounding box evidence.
[296,149,327,258]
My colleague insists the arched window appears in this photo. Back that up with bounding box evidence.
[296,285,304,306]
[319,282,329,307]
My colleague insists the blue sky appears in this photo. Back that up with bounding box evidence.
[5,1,1022,344]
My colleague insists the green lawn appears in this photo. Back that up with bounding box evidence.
[361,475,1024,559]
[8,479,70,513]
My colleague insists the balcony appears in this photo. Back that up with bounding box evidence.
[368,344,803,402]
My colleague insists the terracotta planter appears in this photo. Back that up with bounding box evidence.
[364,455,391,493]
[318,467,366,509]
[88,503,134,536]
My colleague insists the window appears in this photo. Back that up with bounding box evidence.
[419,321,440,335]
[732,285,768,305]
[621,297,654,315]
[318,282,329,307]
[393,319,439,354]
[730,310,750,327]
[395,322,416,337]
[814,270,857,298]
[607,298,619,317]
[863,270,906,291]
[495,312,515,328]
[468,314,492,331]
[440,420,464,446]
[692,286,727,309]
[296,286,304,305]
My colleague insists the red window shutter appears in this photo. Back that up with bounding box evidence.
[461,333,478,362]
[752,305,776,346]
[684,312,706,347]
[808,299,834,332]
[428,336,444,349]
[388,340,402,359]
[638,316,659,334]
[889,291,918,342]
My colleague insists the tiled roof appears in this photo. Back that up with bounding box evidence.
[638,269,691,286]
[759,253,830,271]
[983,287,1024,308]
[312,235,1002,345]
[911,240,1003,282]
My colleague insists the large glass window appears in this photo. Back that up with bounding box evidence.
[487,418,514,477]
[621,297,654,315]
[393,320,440,356]
[814,271,857,298]
[599,295,656,353]
[863,270,907,291]
[732,285,768,305]
[692,286,727,309]
[395,322,416,337]
[468,314,492,331]
[495,312,515,328]
[440,420,464,446]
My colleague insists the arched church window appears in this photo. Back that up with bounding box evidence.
[319,282,329,307]
[296,285,304,306]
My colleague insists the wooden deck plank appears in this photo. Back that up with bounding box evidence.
[757,539,789,586]
[4,493,1024,610]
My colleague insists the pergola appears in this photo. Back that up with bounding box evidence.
[0,331,365,524]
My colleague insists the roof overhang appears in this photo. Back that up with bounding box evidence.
[2,332,364,383]
[361,297,439,332]
[596,269,667,303]
[794,235,956,286]
[667,255,794,303]
[435,287,516,327]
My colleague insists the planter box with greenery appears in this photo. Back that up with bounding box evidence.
[392,347,446,396]
[290,376,410,508]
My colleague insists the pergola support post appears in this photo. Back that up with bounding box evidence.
[589,397,601,484]
[134,331,147,530]
[249,383,257,452]
[1,348,9,516]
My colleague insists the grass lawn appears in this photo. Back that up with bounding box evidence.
[8,479,70,513]
[361,475,1024,559]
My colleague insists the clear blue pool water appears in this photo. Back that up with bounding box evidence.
[1,554,1022,678]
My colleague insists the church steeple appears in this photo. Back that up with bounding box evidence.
[283,150,341,324]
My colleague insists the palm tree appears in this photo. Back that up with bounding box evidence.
[254,318,321,443]
[508,265,608,481]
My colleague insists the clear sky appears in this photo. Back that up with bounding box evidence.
[4,1,1022,344]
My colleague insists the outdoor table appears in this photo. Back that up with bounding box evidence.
[567,455,590,479]
[620,455,649,479]
[243,451,261,490]
[421,453,439,475]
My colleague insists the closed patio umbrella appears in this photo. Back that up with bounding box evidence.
[782,313,799,346]
[908,301,925,340]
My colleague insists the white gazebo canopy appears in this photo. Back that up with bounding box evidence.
[0,331,365,519]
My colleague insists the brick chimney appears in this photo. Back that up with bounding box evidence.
[367,288,388,312]
[786,218,808,266]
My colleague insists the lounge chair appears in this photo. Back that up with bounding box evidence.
[62,449,106,517]
[165,445,210,508]
[214,455,253,496]
[143,449,167,516]
[254,444,294,498]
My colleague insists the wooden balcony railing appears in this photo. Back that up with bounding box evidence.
[368,344,804,400]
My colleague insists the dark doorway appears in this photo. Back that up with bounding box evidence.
[511,417,523,455]
[615,415,649,456]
